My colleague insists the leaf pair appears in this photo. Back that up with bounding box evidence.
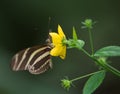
[94,46,120,77]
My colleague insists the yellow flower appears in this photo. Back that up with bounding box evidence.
[49,25,66,59]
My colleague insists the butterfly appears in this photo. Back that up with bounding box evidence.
[11,38,53,75]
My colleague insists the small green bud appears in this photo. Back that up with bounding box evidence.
[82,19,94,29]
[98,57,107,63]
[61,79,72,91]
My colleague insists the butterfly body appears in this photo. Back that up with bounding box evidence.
[11,45,52,74]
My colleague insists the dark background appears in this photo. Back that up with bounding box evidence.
[0,0,120,94]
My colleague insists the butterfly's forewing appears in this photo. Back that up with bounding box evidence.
[11,45,52,74]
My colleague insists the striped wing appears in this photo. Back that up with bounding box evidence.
[11,45,52,74]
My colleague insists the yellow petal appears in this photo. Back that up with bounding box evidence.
[49,32,61,46]
[58,25,66,38]
[49,25,66,59]
[50,45,63,56]
[59,46,66,59]
[50,45,66,59]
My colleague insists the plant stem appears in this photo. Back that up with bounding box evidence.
[88,28,94,55]
[81,48,91,57]
[92,58,120,77]
[81,48,120,77]
[70,70,104,82]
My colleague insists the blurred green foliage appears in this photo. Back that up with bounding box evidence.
[0,0,120,94]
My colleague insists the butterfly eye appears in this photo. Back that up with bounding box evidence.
[11,45,52,74]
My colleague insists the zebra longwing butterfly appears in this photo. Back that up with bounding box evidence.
[11,39,53,75]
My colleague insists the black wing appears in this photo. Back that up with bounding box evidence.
[11,45,52,74]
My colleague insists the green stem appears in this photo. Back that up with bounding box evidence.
[88,28,94,55]
[92,58,120,77]
[81,48,120,77]
[81,48,91,57]
[70,70,104,82]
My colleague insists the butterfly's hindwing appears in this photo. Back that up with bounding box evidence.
[11,45,52,74]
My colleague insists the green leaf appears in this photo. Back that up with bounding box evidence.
[76,40,85,49]
[73,27,78,40]
[83,70,105,94]
[94,46,120,57]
